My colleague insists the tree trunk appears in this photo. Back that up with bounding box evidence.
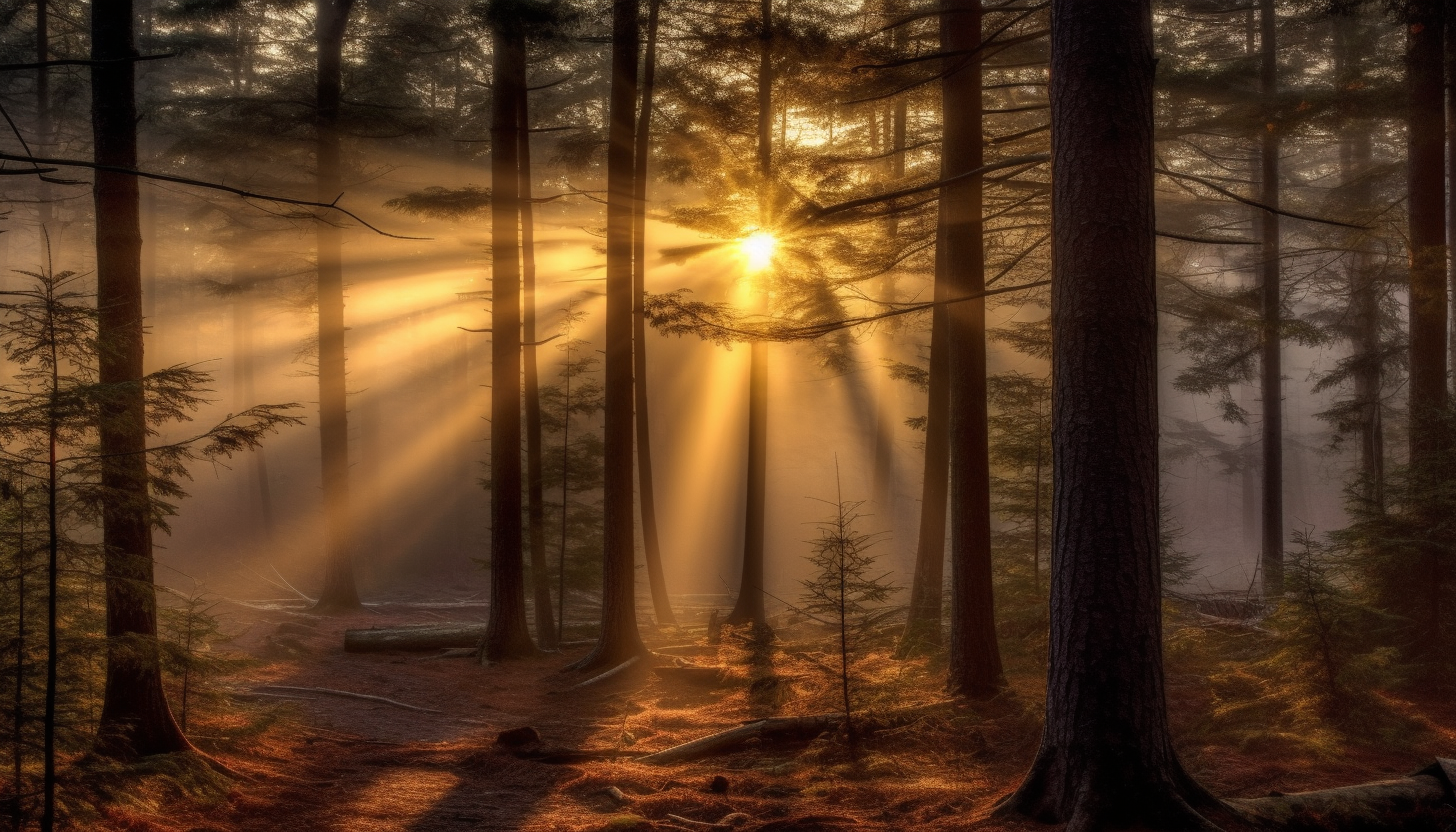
[484,17,537,661]
[1257,0,1284,597]
[520,86,557,650]
[1335,10,1383,506]
[1406,0,1447,654]
[91,0,190,759]
[898,221,951,654]
[574,0,648,670]
[943,0,1003,699]
[35,0,50,237]
[312,0,361,612]
[726,0,774,629]
[995,0,1218,827]
[633,0,676,628]
[344,624,489,653]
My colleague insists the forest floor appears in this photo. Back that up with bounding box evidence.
[80,583,1456,832]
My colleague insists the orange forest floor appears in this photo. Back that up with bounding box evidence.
[80,587,1456,832]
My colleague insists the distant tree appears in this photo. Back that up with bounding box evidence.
[312,0,362,613]
[986,370,1051,594]
[995,0,1219,826]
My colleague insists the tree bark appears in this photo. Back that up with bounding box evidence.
[726,0,774,629]
[943,0,1003,699]
[898,220,951,654]
[312,0,361,612]
[1257,0,1283,597]
[574,0,648,670]
[91,0,190,759]
[520,85,557,650]
[633,0,676,628]
[1406,0,1447,656]
[994,0,1218,827]
[484,16,537,661]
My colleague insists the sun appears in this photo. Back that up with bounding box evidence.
[739,230,777,272]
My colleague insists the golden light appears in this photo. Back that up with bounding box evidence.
[739,230,777,272]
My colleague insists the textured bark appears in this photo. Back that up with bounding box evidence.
[942,0,1003,699]
[520,88,557,649]
[91,0,189,759]
[574,0,647,670]
[727,0,774,629]
[1228,763,1455,830]
[312,0,361,612]
[1257,0,1283,598]
[633,0,676,628]
[899,221,951,654]
[995,0,1217,827]
[484,18,537,661]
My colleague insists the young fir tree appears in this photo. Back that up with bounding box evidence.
[798,474,899,745]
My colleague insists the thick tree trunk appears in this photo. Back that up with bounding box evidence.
[484,19,537,661]
[727,0,774,629]
[1257,0,1284,597]
[943,0,1003,699]
[898,222,952,654]
[633,0,676,628]
[91,0,190,759]
[312,0,361,612]
[574,0,647,670]
[520,89,557,650]
[1406,0,1447,655]
[995,0,1218,827]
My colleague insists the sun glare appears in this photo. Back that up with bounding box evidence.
[739,230,777,272]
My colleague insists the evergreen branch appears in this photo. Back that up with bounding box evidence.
[0,151,428,240]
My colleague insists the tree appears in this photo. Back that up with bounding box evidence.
[575,0,648,670]
[91,0,191,760]
[312,0,362,612]
[942,0,1004,699]
[483,0,539,661]
[725,0,775,630]
[995,0,1219,826]
[633,0,677,629]
[1256,0,1284,596]
[798,475,899,745]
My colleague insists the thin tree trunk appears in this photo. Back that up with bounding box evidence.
[91,0,189,759]
[1335,11,1383,506]
[1258,0,1283,597]
[312,0,361,612]
[633,0,676,628]
[574,0,648,670]
[943,0,1003,699]
[995,0,1217,826]
[11,496,22,831]
[520,87,557,649]
[898,219,951,654]
[484,17,537,661]
[727,0,774,629]
[35,0,50,237]
[42,299,59,832]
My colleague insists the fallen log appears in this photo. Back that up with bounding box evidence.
[572,655,643,689]
[343,624,487,653]
[1227,759,1456,830]
[636,714,841,765]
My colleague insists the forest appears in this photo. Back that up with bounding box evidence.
[0,0,1455,829]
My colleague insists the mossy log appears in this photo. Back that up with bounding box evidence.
[343,624,487,653]
[1228,759,1456,830]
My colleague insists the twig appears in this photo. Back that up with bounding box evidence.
[252,685,443,713]
[572,655,643,689]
